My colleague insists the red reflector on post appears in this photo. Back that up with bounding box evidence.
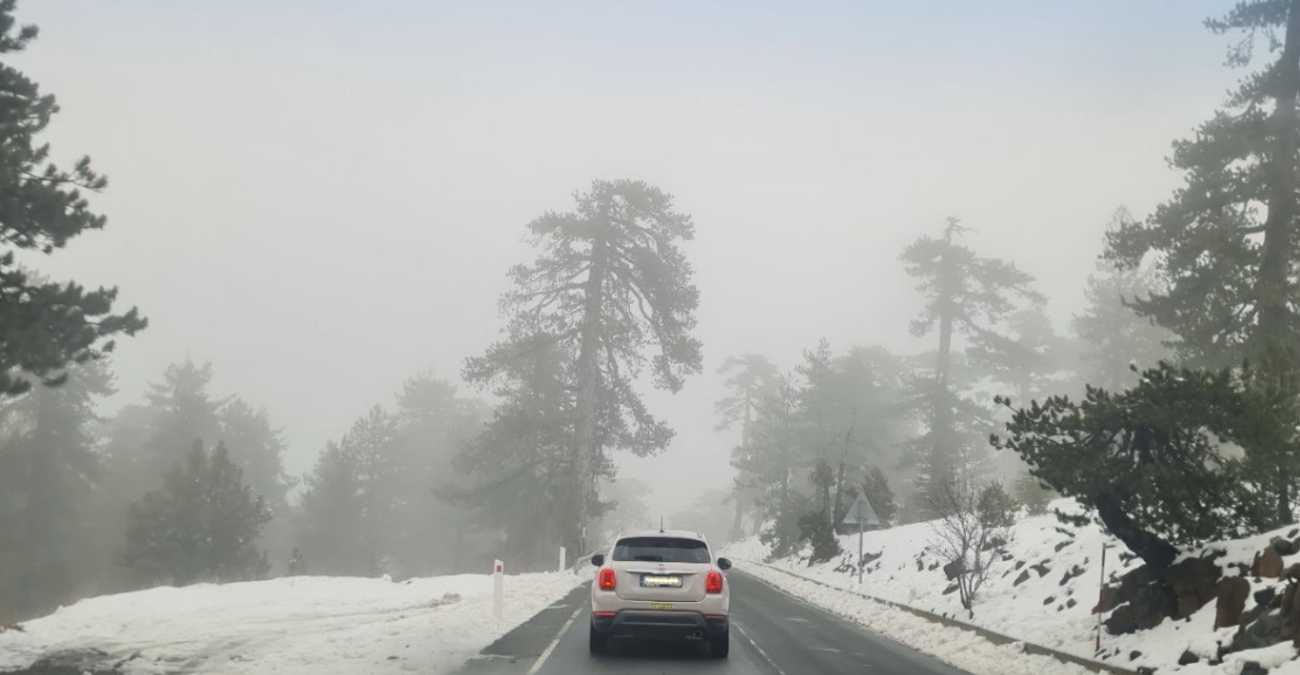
[706,571,723,594]
[598,567,617,591]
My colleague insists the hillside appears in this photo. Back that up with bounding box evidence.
[0,572,583,675]
[723,500,1300,675]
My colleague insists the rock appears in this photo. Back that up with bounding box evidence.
[1001,553,1015,563]
[928,561,940,572]
[1066,598,1078,609]
[942,582,959,595]
[1256,587,1278,607]
[981,536,1007,552]
[862,551,883,565]
[1285,564,1300,581]
[1272,537,1298,557]
[1043,595,1056,605]
[1232,611,1286,652]
[1015,560,1026,571]
[1093,585,1120,614]
[1060,565,1085,587]
[1053,540,1071,553]
[917,558,924,572]
[1177,649,1200,665]
[943,560,964,580]
[1165,556,1222,619]
[1031,562,1051,578]
[1256,546,1285,579]
[1014,570,1031,587]
[1240,662,1269,675]
[1289,528,1299,539]
[1215,577,1250,629]
[1128,650,1142,660]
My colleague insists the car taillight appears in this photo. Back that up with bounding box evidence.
[598,567,616,591]
[706,570,724,594]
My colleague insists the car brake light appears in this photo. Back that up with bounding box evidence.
[706,570,723,594]
[599,567,617,591]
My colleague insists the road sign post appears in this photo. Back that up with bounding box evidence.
[841,494,881,584]
[493,559,504,619]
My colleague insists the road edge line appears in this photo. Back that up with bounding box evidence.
[523,605,583,675]
[732,561,1138,675]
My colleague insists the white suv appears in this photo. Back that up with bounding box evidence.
[588,530,732,658]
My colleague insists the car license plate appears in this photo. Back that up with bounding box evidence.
[648,602,674,610]
[641,575,682,588]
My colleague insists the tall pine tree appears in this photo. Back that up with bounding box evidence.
[900,218,1041,510]
[0,2,145,396]
[469,180,702,553]
[713,353,779,538]
[1107,1,1300,367]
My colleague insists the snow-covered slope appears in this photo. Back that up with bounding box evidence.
[0,572,584,675]
[724,500,1300,675]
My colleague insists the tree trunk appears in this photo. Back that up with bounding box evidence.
[930,219,960,493]
[1094,489,1178,569]
[572,228,610,555]
[1257,0,1300,526]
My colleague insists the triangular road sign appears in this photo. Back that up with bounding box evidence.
[842,494,881,527]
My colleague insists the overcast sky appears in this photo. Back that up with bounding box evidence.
[19,0,1239,514]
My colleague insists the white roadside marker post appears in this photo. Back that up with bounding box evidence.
[559,546,567,573]
[493,559,504,619]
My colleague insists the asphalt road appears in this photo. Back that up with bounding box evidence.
[457,570,972,675]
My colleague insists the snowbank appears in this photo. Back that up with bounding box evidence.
[724,500,1300,675]
[0,571,584,675]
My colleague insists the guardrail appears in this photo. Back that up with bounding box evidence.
[733,557,1141,675]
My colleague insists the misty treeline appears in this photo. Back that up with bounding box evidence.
[9,0,1300,627]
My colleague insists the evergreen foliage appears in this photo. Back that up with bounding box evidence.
[122,442,271,586]
[0,3,145,396]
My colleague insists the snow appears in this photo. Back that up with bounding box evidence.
[0,572,585,675]
[724,499,1300,675]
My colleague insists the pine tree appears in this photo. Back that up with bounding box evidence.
[297,440,366,575]
[0,3,145,397]
[0,362,111,620]
[901,218,1042,511]
[455,329,580,567]
[1106,1,1300,368]
[469,180,702,554]
[389,373,487,575]
[1072,210,1172,391]
[122,442,271,586]
[714,354,780,539]
[968,305,1071,404]
[1012,473,1054,517]
[141,361,224,483]
[993,363,1272,568]
[219,399,292,517]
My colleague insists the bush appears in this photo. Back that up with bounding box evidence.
[977,481,1018,528]
[1013,473,1053,516]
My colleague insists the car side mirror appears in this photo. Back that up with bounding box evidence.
[717,557,732,571]
[591,554,605,567]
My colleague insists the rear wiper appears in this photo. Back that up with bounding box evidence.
[632,555,664,562]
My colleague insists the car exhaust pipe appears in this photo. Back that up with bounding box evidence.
[688,630,704,639]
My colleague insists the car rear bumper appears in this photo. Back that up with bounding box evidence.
[591,609,728,639]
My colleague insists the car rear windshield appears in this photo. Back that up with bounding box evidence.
[612,537,711,563]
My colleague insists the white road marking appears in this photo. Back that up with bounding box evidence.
[524,605,583,675]
[813,647,843,653]
[734,622,788,675]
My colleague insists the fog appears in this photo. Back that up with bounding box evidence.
[21,0,1231,521]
